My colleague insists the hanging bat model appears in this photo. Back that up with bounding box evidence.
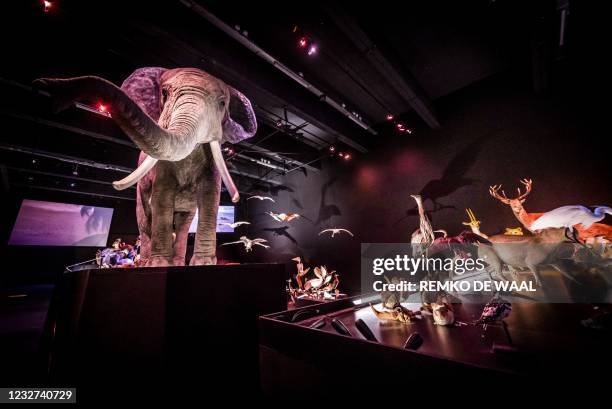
[318,228,354,238]
[221,221,251,229]
[221,236,270,252]
[266,211,300,222]
[247,195,275,202]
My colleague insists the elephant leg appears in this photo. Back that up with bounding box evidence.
[172,211,195,266]
[149,172,176,267]
[136,180,152,263]
[190,149,221,266]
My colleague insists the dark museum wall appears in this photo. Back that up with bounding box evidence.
[2,69,610,290]
[1,1,609,294]
[245,72,611,294]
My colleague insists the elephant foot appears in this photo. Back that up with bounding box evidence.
[189,255,217,266]
[146,255,172,267]
[172,256,187,266]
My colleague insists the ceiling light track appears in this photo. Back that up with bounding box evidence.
[179,0,378,135]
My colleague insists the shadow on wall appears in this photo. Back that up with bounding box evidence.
[314,177,342,226]
[395,131,494,227]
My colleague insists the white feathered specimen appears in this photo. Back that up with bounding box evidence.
[530,205,612,231]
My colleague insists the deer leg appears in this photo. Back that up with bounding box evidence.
[551,263,580,284]
[528,264,543,287]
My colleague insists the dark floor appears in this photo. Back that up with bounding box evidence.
[0,284,53,385]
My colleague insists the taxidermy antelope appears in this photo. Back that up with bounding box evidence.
[489,179,612,242]
[462,208,489,239]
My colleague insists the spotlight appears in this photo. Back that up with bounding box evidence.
[307,44,317,56]
[386,114,394,121]
[343,153,352,161]
[97,103,108,113]
[298,37,308,48]
[70,182,76,188]
[43,0,52,13]
[275,119,284,128]
[329,145,336,153]
[72,165,79,176]
[32,159,37,164]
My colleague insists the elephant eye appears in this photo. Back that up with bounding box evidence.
[218,99,226,109]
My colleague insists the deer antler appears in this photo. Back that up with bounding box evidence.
[489,179,533,203]
[516,178,533,201]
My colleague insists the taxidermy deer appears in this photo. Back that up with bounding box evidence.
[463,209,576,286]
[489,179,612,242]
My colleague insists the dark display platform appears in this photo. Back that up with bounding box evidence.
[43,264,286,398]
[259,295,612,392]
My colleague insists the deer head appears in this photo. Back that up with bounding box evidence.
[489,178,533,215]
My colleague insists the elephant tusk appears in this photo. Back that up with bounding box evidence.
[112,155,158,190]
[209,140,240,203]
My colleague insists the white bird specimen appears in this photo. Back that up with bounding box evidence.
[530,205,612,231]
[221,221,251,228]
[221,236,269,252]
[266,211,300,222]
[318,228,354,238]
[247,195,275,202]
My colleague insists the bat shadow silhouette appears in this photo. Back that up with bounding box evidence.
[315,177,342,225]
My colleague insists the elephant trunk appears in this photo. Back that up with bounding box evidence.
[33,76,198,161]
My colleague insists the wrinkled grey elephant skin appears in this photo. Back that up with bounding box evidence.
[34,67,257,266]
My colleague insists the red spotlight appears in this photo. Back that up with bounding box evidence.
[396,123,406,131]
[298,37,308,48]
[97,102,108,113]
[386,114,394,121]
[43,1,52,13]
[343,153,352,161]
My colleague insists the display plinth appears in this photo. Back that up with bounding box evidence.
[43,264,286,398]
[259,296,612,393]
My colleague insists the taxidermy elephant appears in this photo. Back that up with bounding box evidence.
[35,67,257,266]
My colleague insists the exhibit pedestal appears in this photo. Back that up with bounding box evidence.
[43,264,286,399]
[259,296,612,393]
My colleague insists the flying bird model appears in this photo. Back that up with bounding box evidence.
[247,195,275,202]
[266,211,300,222]
[221,236,269,252]
[318,228,354,238]
[221,221,251,229]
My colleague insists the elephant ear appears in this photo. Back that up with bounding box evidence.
[120,67,167,121]
[222,87,257,144]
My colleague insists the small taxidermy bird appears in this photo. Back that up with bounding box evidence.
[221,221,250,228]
[247,195,275,202]
[318,228,354,238]
[221,236,269,252]
[267,211,300,222]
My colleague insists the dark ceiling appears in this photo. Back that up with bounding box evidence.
[0,0,576,204]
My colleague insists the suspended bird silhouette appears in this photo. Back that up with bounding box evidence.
[221,236,269,252]
[318,228,354,238]
[247,195,275,202]
[263,226,298,245]
[267,211,300,222]
[530,205,612,231]
[221,221,250,229]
